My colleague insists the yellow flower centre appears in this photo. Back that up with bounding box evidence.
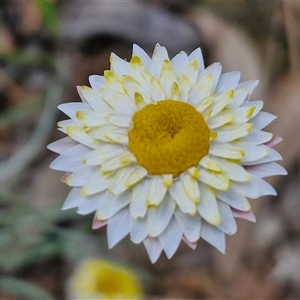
[128,100,210,176]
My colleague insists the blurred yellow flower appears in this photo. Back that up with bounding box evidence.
[67,258,143,299]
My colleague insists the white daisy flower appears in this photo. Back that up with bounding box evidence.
[48,44,286,263]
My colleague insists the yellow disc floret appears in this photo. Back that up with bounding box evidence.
[128,100,210,176]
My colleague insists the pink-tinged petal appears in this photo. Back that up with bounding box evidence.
[107,208,130,248]
[143,237,163,264]
[182,236,197,250]
[47,137,78,154]
[92,217,108,229]
[264,135,283,147]
[158,218,182,259]
[232,209,256,223]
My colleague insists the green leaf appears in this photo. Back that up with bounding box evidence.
[36,0,59,36]
[0,276,55,299]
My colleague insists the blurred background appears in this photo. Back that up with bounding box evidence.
[0,0,299,299]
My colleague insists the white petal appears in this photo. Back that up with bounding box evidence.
[130,178,151,219]
[209,89,235,117]
[77,193,104,215]
[188,48,204,73]
[239,143,270,163]
[47,137,77,154]
[58,102,91,119]
[197,183,220,226]
[80,170,108,196]
[237,80,259,101]
[133,44,151,69]
[227,88,248,108]
[110,52,130,76]
[209,141,245,160]
[130,216,148,244]
[108,165,136,195]
[149,44,169,78]
[201,222,226,253]
[199,168,230,191]
[217,201,237,235]
[89,75,105,89]
[150,75,165,101]
[214,123,253,142]
[251,112,277,129]
[181,59,199,87]
[169,180,196,214]
[217,187,251,211]
[245,162,287,178]
[62,187,84,210]
[125,166,148,188]
[75,110,108,126]
[249,175,277,196]
[84,144,123,166]
[63,167,92,186]
[171,51,188,76]
[180,172,200,203]
[159,59,178,99]
[103,70,124,93]
[105,114,131,128]
[95,190,130,220]
[214,71,240,94]
[158,218,182,259]
[101,152,136,172]
[207,114,235,129]
[147,194,175,237]
[213,157,250,182]
[243,147,282,165]
[93,127,128,144]
[177,74,190,102]
[147,176,167,206]
[64,125,96,148]
[231,181,261,199]
[188,63,221,105]
[122,75,149,105]
[174,209,201,242]
[77,86,112,112]
[143,237,163,264]
[241,129,273,145]
[49,144,89,172]
[102,89,135,115]
[107,208,130,248]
